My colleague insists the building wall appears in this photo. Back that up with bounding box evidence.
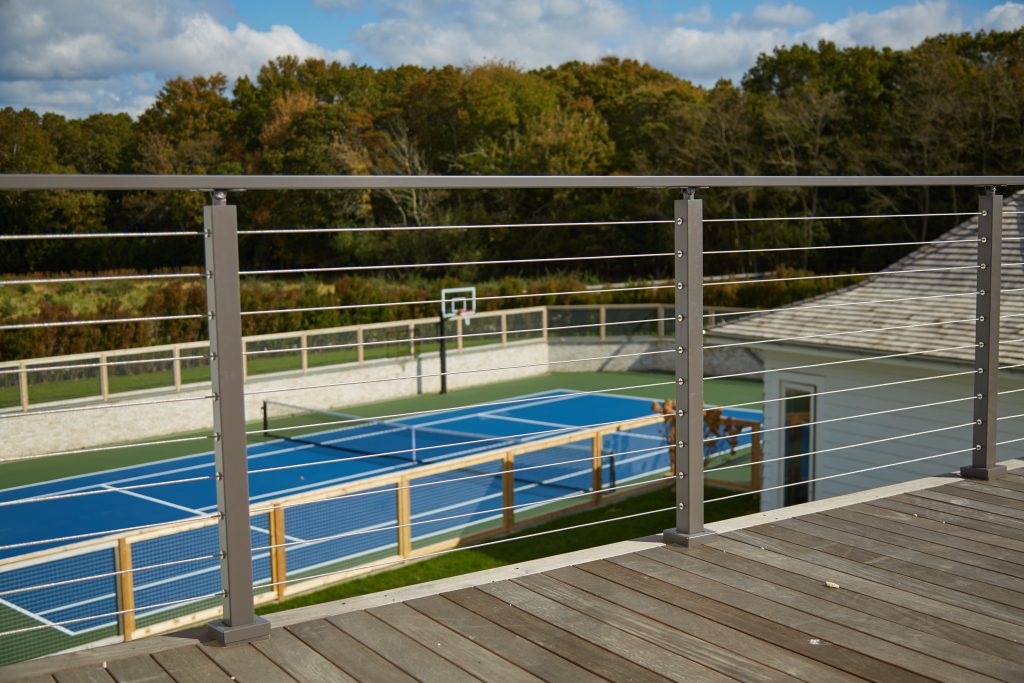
[758,345,1024,511]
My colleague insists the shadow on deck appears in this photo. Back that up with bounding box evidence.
[5,463,1024,683]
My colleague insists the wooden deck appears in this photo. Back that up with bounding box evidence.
[5,466,1024,682]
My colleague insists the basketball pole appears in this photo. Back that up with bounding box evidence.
[439,313,448,394]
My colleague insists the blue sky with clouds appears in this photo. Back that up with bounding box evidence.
[2,1,1023,119]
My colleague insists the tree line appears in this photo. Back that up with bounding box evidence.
[2,30,1023,279]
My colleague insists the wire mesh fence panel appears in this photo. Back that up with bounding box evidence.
[507,310,544,341]
[409,460,504,550]
[458,315,501,350]
[249,513,273,600]
[0,546,118,665]
[307,329,359,369]
[246,337,302,377]
[513,441,595,524]
[107,350,177,395]
[283,485,398,584]
[606,307,661,337]
[364,325,415,361]
[179,345,211,386]
[130,524,221,631]
[414,320,442,356]
[0,369,19,409]
[547,307,600,338]
[28,359,101,404]
[604,423,672,485]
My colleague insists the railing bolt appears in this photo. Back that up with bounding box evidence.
[676,282,684,289]
[677,314,684,322]
[676,250,684,258]
[677,472,686,478]
[676,409,684,416]
[677,346,685,354]
[677,378,685,385]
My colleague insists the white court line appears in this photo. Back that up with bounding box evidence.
[102,485,209,518]
[0,596,75,636]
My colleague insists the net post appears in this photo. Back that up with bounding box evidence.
[397,478,412,557]
[664,189,715,547]
[18,360,28,412]
[591,431,604,503]
[172,346,182,391]
[439,315,448,395]
[115,537,135,641]
[502,452,515,532]
[357,326,365,366]
[99,352,109,400]
[300,332,309,374]
[963,187,1007,480]
[269,505,287,600]
[204,191,270,645]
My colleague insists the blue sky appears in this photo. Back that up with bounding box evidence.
[2,1,1023,119]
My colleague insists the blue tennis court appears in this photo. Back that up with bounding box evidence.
[0,390,760,638]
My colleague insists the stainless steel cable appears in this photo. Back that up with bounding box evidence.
[246,348,675,397]
[252,443,667,500]
[703,264,979,289]
[706,343,979,382]
[0,553,224,598]
[703,211,980,224]
[0,513,219,552]
[0,475,217,507]
[245,381,673,437]
[241,252,672,276]
[0,312,206,331]
[704,238,979,256]
[252,414,668,473]
[244,316,674,357]
[0,353,209,376]
[704,317,979,350]
[707,421,975,475]
[0,435,215,464]
[242,284,674,317]
[709,369,978,414]
[237,218,674,235]
[998,388,1024,397]
[265,506,675,591]
[703,395,977,444]
[0,394,214,419]
[0,231,204,240]
[255,476,662,551]
[0,272,202,286]
[702,291,977,321]
[0,591,226,638]
[706,447,976,504]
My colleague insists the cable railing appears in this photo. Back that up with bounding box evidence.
[1,173,1022,668]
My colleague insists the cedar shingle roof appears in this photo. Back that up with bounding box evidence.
[708,194,1024,365]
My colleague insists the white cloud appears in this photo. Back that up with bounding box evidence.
[673,5,713,25]
[751,3,815,27]
[796,1,962,49]
[636,26,789,81]
[355,0,628,68]
[977,2,1024,30]
[0,0,353,117]
[313,0,362,8]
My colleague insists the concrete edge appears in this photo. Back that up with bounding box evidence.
[706,458,1024,534]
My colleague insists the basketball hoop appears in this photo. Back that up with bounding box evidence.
[440,287,477,322]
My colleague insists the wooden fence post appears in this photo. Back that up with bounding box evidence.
[457,316,464,352]
[269,506,287,600]
[397,478,412,557]
[18,361,29,412]
[99,353,110,401]
[357,327,365,366]
[599,305,607,340]
[172,346,182,391]
[300,333,309,374]
[116,538,136,641]
[592,432,604,504]
[500,312,508,346]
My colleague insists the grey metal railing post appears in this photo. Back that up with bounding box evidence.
[664,189,715,547]
[204,191,271,644]
[963,188,1007,481]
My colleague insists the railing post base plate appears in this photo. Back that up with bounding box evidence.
[961,464,1007,481]
[207,616,270,646]
[662,528,716,548]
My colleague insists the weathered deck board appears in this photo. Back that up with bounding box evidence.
[6,473,1024,683]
